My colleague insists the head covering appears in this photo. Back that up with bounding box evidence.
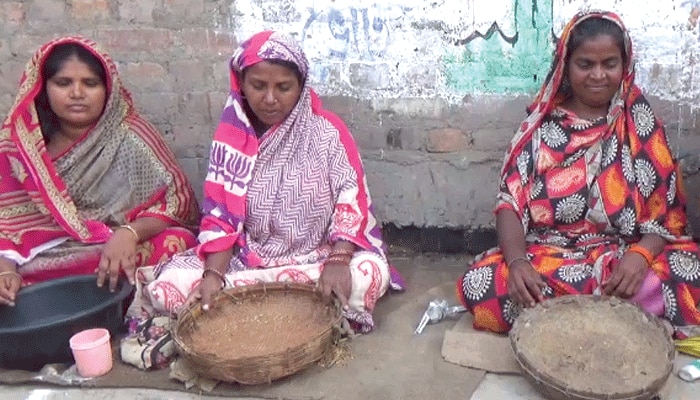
[0,36,198,263]
[498,10,688,240]
[504,10,634,174]
[231,31,309,79]
[197,31,387,264]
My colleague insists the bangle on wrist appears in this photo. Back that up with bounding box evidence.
[329,248,354,257]
[325,255,352,265]
[627,244,654,267]
[0,270,22,283]
[203,268,227,289]
[507,256,532,270]
[118,224,140,242]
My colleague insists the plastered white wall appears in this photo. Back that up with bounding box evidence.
[224,0,700,105]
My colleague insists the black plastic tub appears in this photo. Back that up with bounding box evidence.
[0,275,133,371]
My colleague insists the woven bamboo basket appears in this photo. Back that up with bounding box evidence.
[510,295,673,400]
[172,282,342,385]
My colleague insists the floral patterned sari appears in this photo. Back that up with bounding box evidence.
[457,11,700,336]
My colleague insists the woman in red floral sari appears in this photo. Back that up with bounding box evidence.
[457,11,700,337]
[0,37,199,305]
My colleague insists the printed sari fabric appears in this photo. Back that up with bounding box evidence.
[457,11,700,335]
[134,31,404,333]
[0,36,199,284]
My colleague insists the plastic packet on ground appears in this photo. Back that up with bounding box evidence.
[32,363,94,385]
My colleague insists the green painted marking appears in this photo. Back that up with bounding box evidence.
[443,0,554,95]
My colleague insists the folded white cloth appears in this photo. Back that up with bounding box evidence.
[169,357,219,392]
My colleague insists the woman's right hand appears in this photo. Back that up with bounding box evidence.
[182,274,224,312]
[0,258,21,307]
[507,259,546,307]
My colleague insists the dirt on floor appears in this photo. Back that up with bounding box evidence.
[0,253,485,400]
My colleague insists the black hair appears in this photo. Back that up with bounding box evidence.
[240,59,304,86]
[35,43,107,141]
[566,17,627,67]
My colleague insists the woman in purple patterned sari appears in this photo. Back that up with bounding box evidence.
[127,31,404,336]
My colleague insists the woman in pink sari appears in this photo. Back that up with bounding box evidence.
[130,31,403,334]
[0,37,199,305]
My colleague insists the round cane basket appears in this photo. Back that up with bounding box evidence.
[172,282,342,385]
[509,295,674,400]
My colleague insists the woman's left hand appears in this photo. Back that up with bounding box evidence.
[96,229,138,291]
[602,251,648,298]
[318,261,352,311]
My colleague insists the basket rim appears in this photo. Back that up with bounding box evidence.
[509,295,674,399]
[171,281,343,365]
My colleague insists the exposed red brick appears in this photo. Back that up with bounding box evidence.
[208,91,228,122]
[8,33,59,59]
[175,92,212,125]
[119,62,171,92]
[69,0,110,21]
[0,2,25,26]
[154,0,205,24]
[0,93,14,117]
[172,126,209,158]
[0,39,10,59]
[426,128,473,153]
[169,60,213,90]
[93,29,174,53]
[26,0,66,25]
[130,92,178,125]
[0,61,27,94]
[118,0,156,23]
[212,60,230,90]
[180,28,236,56]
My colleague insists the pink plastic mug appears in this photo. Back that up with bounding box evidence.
[69,328,113,378]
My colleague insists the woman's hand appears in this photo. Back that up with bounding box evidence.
[188,250,233,312]
[507,259,546,307]
[183,274,225,312]
[96,228,138,291]
[318,261,352,310]
[0,258,21,306]
[602,252,647,298]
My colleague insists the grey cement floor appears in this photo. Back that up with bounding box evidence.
[2,254,699,399]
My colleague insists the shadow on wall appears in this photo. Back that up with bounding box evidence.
[383,166,700,254]
[682,170,700,240]
[382,223,497,255]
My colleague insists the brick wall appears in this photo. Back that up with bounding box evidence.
[2,0,700,237]
[0,0,235,204]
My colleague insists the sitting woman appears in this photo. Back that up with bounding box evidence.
[132,31,403,333]
[457,11,700,337]
[0,37,199,305]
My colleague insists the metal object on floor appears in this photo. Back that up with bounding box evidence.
[414,299,467,334]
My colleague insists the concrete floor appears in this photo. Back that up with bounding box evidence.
[5,371,699,400]
[2,388,237,400]
[1,254,698,400]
